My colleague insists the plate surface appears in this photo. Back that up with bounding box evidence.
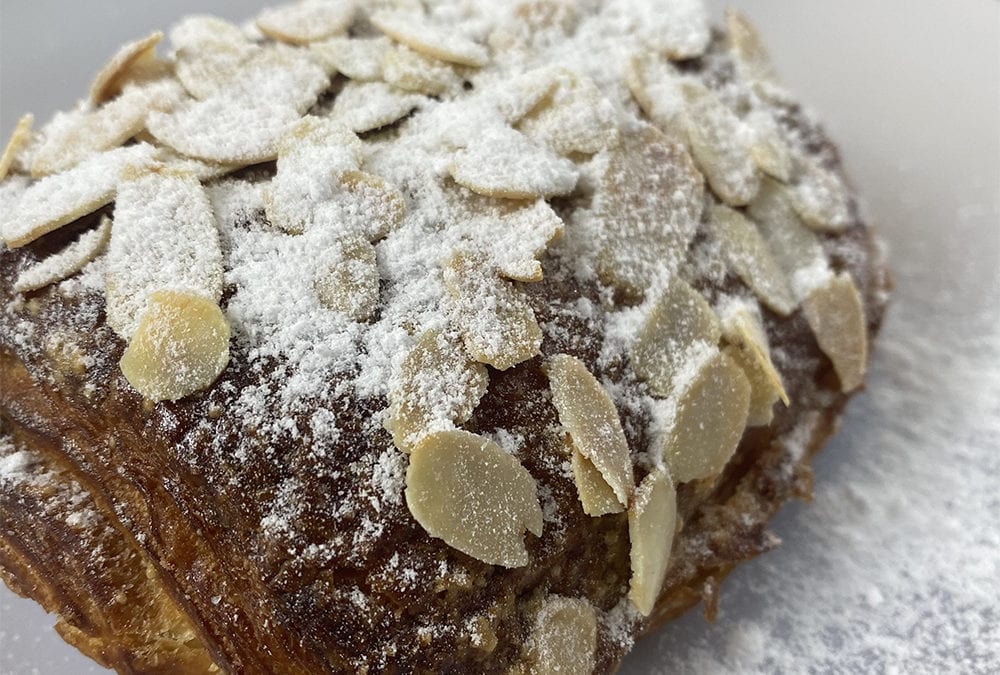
[1,1,998,672]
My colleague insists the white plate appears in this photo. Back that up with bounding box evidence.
[1,1,998,673]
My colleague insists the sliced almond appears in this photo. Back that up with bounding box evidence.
[660,350,751,483]
[747,110,793,183]
[32,79,186,176]
[119,290,230,402]
[637,0,709,60]
[449,126,579,200]
[337,170,406,241]
[516,72,618,156]
[680,82,759,206]
[105,169,223,339]
[0,113,33,181]
[747,177,831,301]
[725,9,778,84]
[569,448,624,516]
[314,232,379,321]
[148,96,301,165]
[331,80,424,133]
[174,42,260,101]
[720,304,788,426]
[628,467,677,616]
[547,354,633,507]
[593,125,704,302]
[309,36,390,80]
[381,44,463,97]
[14,216,112,293]
[265,116,363,233]
[444,250,543,370]
[802,272,868,392]
[153,146,237,181]
[528,596,597,675]
[626,52,685,131]
[89,30,164,104]
[789,157,853,232]
[169,15,249,53]
[707,203,795,316]
[1,143,155,249]
[370,10,489,68]
[632,278,721,397]
[385,329,489,451]
[495,67,559,124]
[256,0,356,45]
[405,429,543,568]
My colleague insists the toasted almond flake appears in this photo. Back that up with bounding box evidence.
[517,71,617,156]
[747,177,831,300]
[385,329,489,451]
[148,96,301,165]
[89,30,164,104]
[169,15,249,52]
[405,430,543,568]
[680,82,760,206]
[789,157,853,232]
[720,304,788,426]
[626,53,685,131]
[337,170,406,241]
[381,44,463,97]
[331,80,424,133]
[449,125,579,199]
[14,216,112,293]
[371,10,489,67]
[747,110,793,182]
[802,272,868,392]
[0,113,33,181]
[707,203,795,315]
[628,466,677,616]
[256,0,356,45]
[593,125,704,302]
[119,290,230,402]
[660,350,751,483]
[569,448,624,516]
[632,278,721,397]
[314,231,379,321]
[444,250,543,370]
[174,42,260,100]
[547,354,633,507]
[309,36,390,80]
[265,116,363,233]
[1,143,155,248]
[495,67,559,124]
[32,79,186,176]
[528,596,598,675]
[153,146,237,181]
[105,170,223,339]
[631,0,709,60]
[725,9,778,84]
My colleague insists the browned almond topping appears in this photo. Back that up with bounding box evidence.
[371,9,490,67]
[594,125,704,301]
[720,304,789,426]
[660,350,751,483]
[444,250,543,370]
[256,0,356,45]
[119,290,231,402]
[547,353,633,508]
[802,272,869,392]
[708,203,795,316]
[405,430,543,567]
[14,216,111,293]
[314,232,379,322]
[0,113,33,181]
[89,30,164,104]
[632,277,722,397]
[385,329,489,451]
[528,596,598,675]
[628,467,677,616]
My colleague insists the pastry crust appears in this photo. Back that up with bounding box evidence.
[0,3,890,672]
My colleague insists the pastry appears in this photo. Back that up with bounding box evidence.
[0,1,890,672]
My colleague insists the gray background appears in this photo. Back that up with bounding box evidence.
[1,1,999,672]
